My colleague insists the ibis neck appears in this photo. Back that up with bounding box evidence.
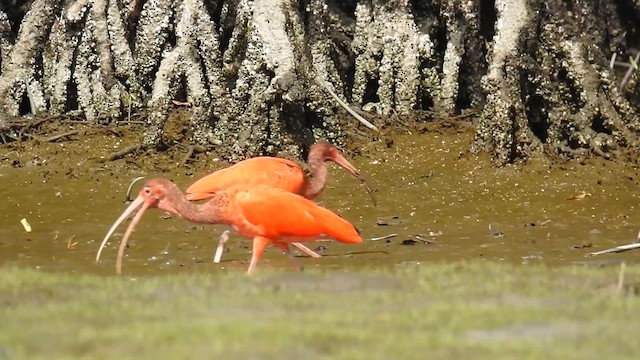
[301,154,327,199]
[164,191,228,225]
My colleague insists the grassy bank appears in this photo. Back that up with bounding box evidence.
[0,261,638,359]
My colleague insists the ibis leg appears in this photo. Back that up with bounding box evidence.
[213,229,230,263]
[292,242,321,258]
[247,236,270,275]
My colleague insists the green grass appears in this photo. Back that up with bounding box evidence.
[0,262,638,359]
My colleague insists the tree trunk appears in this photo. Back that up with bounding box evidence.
[472,0,640,164]
[0,0,639,163]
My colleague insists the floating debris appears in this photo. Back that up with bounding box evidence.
[566,192,591,201]
[67,236,78,250]
[488,224,504,238]
[369,234,398,241]
[590,242,640,255]
[20,218,31,232]
[572,241,592,249]
[415,235,439,244]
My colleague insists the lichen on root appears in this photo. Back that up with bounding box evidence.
[143,0,224,148]
[473,0,640,164]
[213,0,331,160]
[352,0,433,116]
[0,0,62,116]
[0,10,11,72]
[1,0,639,164]
[471,0,537,164]
[304,0,353,142]
[0,0,144,121]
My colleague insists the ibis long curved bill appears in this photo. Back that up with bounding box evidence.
[95,195,150,274]
[115,198,153,274]
[124,176,146,202]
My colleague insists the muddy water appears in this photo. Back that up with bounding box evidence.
[2,128,640,275]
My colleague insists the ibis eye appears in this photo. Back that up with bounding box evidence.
[143,187,151,194]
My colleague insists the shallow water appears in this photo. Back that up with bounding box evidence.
[2,129,640,275]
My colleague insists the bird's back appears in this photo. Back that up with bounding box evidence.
[186,157,305,200]
[224,185,362,244]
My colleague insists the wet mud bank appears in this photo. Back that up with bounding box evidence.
[2,118,640,275]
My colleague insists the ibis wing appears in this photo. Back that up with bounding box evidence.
[186,157,305,200]
[232,187,361,244]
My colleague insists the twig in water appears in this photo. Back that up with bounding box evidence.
[315,76,379,131]
[415,235,439,244]
[589,242,640,255]
[588,225,640,256]
[369,234,398,241]
[67,235,78,249]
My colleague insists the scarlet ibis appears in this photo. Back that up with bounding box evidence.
[96,178,362,274]
[185,140,375,262]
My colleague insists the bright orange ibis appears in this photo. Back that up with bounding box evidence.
[185,140,375,262]
[96,178,362,274]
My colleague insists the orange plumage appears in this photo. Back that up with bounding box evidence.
[186,157,306,201]
[184,141,374,262]
[226,185,361,244]
[96,179,362,274]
